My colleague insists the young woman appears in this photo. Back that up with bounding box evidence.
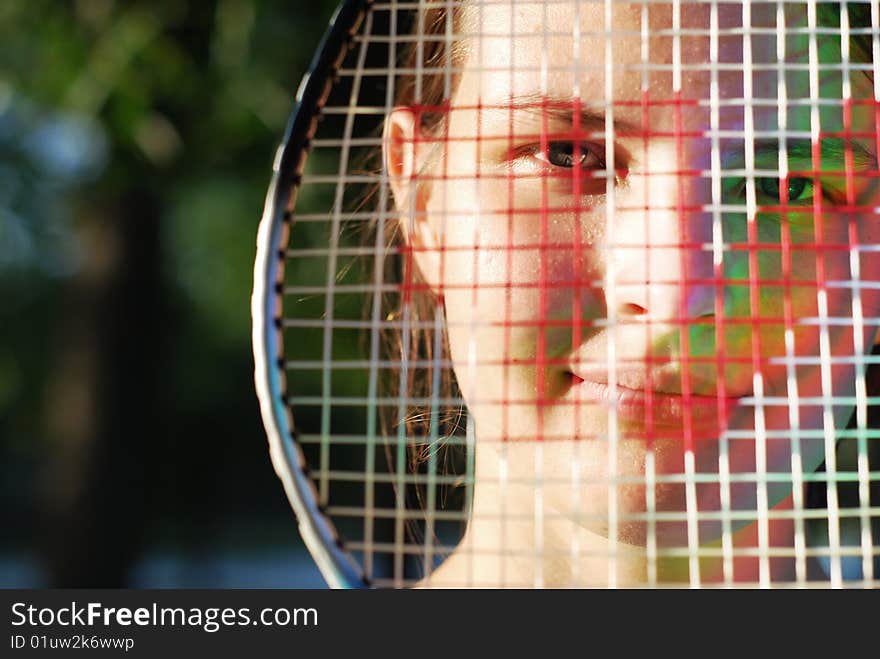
[382,0,880,586]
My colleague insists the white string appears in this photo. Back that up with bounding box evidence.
[465,415,478,587]
[376,0,399,586]
[311,466,880,488]
[322,2,374,577]
[354,8,379,580]
[389,0,427,588]
[533,0,553,592]
[468,0,487,589]
[392,291,412,586]
[842,0,876,587]
[422,304,443,578]
[807,0,844,588]
[603,0,620,591]
[640,0,659,589]
[776,0,808,588]
[708,0,735,587]
[363,0,397,583]
[568,0,584,588]
[420,0,452,586]
[868,0,880,587]
[666,0,701,589]
[739,0,773,589]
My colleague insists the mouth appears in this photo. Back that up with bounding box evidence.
[565,371,743,440]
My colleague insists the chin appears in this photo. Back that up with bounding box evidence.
[562,473,781,549]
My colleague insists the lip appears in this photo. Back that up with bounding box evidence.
[566,373,743,441]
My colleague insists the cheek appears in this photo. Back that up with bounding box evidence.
[432,182,543,404]
[434,178,589,320]
[724,213,880,354]
[440,227,561,394]
[784,219,880,346]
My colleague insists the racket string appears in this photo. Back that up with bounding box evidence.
[264,0,880,587]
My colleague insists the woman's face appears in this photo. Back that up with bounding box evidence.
[390,1,880,545]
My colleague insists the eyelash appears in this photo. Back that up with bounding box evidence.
[513,141,607,172]
[737,176,820,206]
[755,176,821,206]
[539,141,606,169]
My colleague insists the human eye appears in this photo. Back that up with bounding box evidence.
[723,174,818,212]
[509,140,622,199]
[756,176,815,204]
[536,141,605,170]
[512,140,606,173]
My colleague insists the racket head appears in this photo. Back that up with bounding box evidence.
[254,0,880,588]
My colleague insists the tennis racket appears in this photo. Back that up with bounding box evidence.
[253,0,880,588]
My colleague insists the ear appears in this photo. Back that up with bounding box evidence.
[384,107,444,296]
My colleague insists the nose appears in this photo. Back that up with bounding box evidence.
[608,150,719,326]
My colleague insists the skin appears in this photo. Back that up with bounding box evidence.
[386,1,880,586]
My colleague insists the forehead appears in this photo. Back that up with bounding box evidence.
[454,1,863,132]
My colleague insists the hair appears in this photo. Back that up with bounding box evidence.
[379,2,470,463]
[374,0,879,547]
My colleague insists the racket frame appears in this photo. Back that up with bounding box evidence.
[252,0,374,590]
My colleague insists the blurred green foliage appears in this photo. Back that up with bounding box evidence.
[0,0,339,583]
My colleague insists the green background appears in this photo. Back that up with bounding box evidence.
[1,0,340,587]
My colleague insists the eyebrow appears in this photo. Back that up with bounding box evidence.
[721,138,877,171]
[477,96,878,171]
[479,92,644,135]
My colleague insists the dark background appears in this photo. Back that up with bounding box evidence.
[1,0,340,587]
